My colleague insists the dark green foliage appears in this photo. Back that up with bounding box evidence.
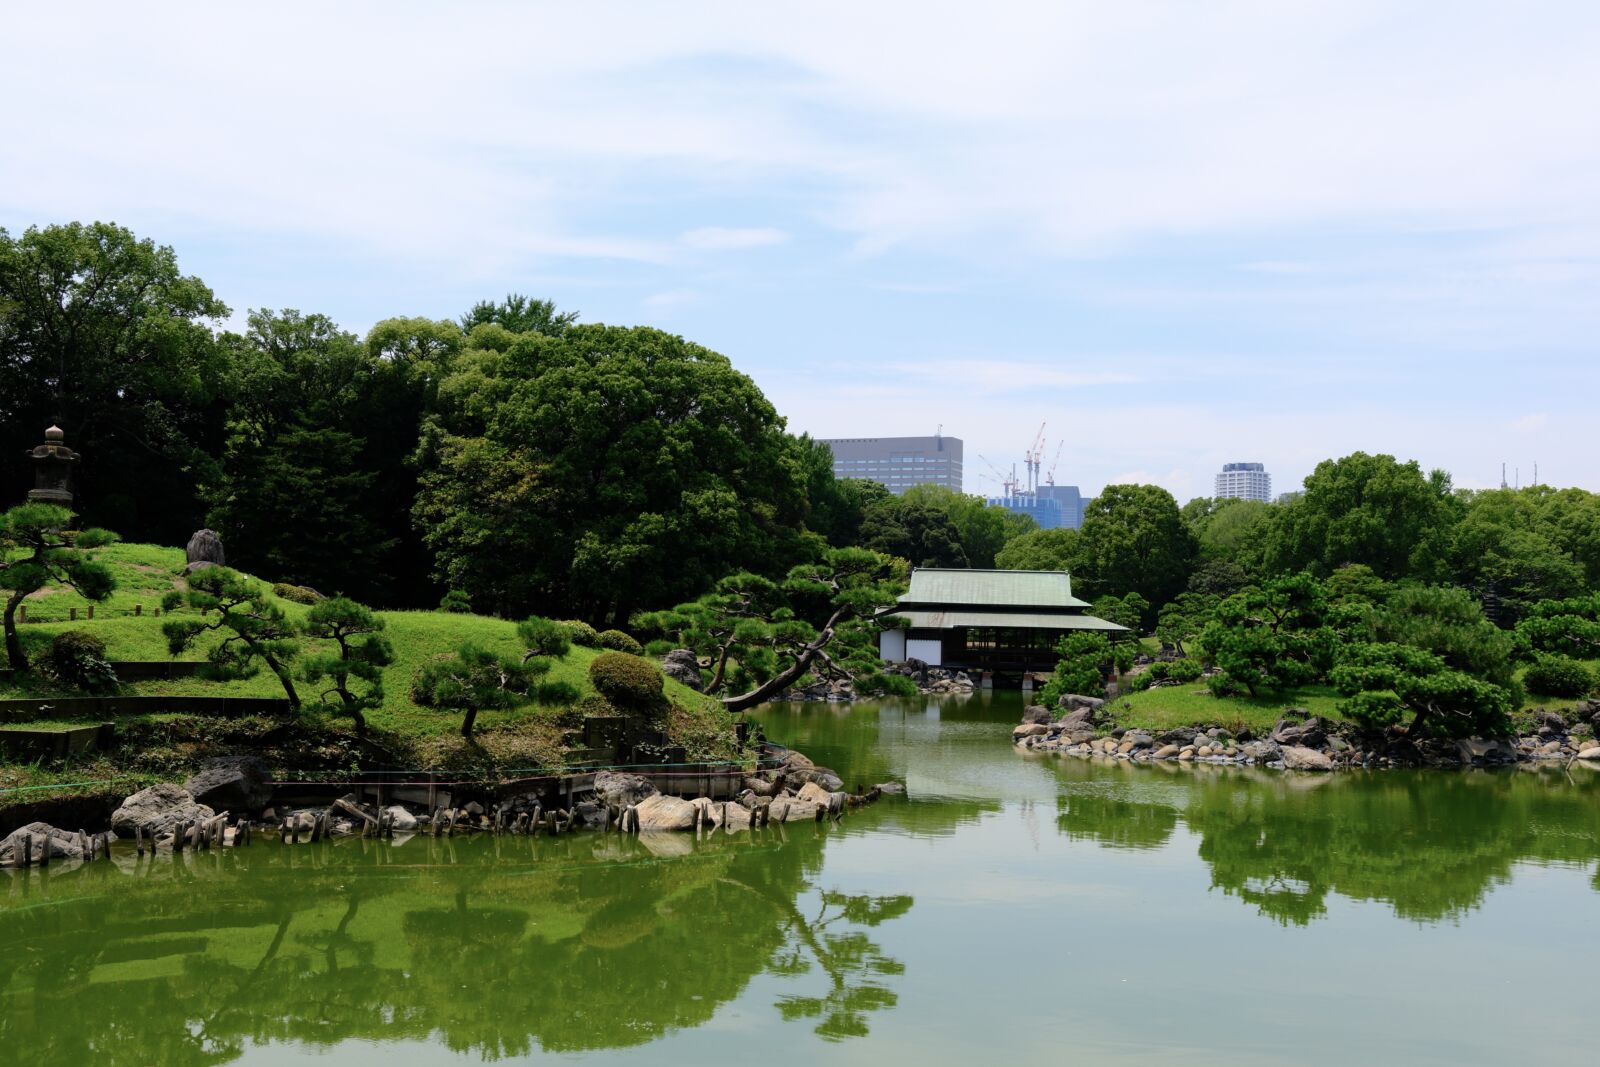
[0,222,230,543]
[597,629,645,655]
[273,582,322,605]
[1263,452,1456,580]
[635,547,907,711]
[1199,574,1345,697]
[898,484,1036,568]
[587,652,667,722]
[1040,632,1114,706]
[415,323,814,621]
[1516,594,1600,659]
[206,310,415,603]
[1186,558,1250,596]
[855,671,919,698]
[411,643,536,738]
[302,597,392,735]
[535,680,582,706]
[438,590,473,613]
[1332,642,1514,738]
[45,629,117,693]
[1156,592,1218,656]
[459,293,577,337]
[1374,585,1516,694]
[162,567,302,708]
[858,501,969,568]
[1522,655,1595,698]
[561,620,601,647]
[995,527,1088,573]
[1079,484,1195,610]
[0,504,118,670]
[516,616,572,660]
[1091,593,1149,633]
[1447,487,1600,620]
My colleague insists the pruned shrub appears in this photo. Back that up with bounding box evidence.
[597,629,645,655]
[562,619,601,647]
[588,652,666,722]
[272,582,323,605]
[45,630,118,693]
[1167,657,1204,683]
[438,590,473,613]
[517,616,572,659]
[535,680,581,706]
[1523,655,1596,698]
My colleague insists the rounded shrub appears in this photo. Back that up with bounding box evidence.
[45,630,118,693]
[438,590,473,613]
[272,582,323,605]
[597,629,645,655]
[1167,657,1204,683]
[1523,655,1596,698]
[588,652,666,721]
[562,620,601,647]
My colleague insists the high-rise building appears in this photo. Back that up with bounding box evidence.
[986,484,1087,530]
[1215,462,1272,502]
[1036,484,1086,529]
[821,434,963,494]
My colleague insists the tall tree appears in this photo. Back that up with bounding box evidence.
[857,500,969,568]
[1078,484,1195,612]
[416,324,812,622]
[0,222,229,541]
[899,484,1035,568]
[995,527,1088,573]
[459,294,577,337]
[1263,452,1457,581]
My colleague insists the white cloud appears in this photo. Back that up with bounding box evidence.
[679,227,789,250]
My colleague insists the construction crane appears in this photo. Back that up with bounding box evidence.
[1023,422,1047,494]
[1045,440,1064,487]
[978,454,1019,497]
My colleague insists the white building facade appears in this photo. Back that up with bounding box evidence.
[1214,462,1272,502]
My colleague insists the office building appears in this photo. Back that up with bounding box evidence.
[1036,484,1086,529]
[821,434,963,494]
[1215,462,1271,502]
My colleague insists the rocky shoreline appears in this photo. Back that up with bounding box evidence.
[1014,696,1600,771]
[784,664,978,702]
[1,748,902,868]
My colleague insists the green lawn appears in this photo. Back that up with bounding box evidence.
[1110,682,1345,736]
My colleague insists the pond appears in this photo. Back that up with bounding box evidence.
[3,693,1598,1065]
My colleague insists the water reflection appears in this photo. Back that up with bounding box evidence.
[1052,760,1600,926]
[0,829,912,1064]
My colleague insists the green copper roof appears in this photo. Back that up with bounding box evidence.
[889,610,1127,632]
[900,568,1090,609]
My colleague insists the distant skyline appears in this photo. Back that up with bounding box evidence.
[4,2,1596,500]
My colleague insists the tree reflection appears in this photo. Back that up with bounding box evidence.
[0,829,914,1064]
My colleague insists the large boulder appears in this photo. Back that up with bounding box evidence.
[1272,717,1327,749]
[111,784,214,838]
[1013,723,1049,739]
[572,800,610,831]
[183,756,273,813]
[1021,704,1052,726]
[1059,694,1106,714]
[184,528,226,574]
[796,782,835,805]
[1280,745,1334,771]
[382,806,418,832]
[593,770,656,810]
[783,766,844,793]
[0,822,84,865]
[633,793,697,831]
[659,649,705,692]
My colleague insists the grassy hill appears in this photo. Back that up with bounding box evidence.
[1,543,736,799]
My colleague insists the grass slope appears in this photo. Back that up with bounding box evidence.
[1,544,735,798]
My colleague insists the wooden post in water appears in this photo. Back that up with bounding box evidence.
[21,833,32,868]
[135,825,145,856]
[174,821,187,853]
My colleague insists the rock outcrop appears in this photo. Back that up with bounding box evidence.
[111,784,214,838]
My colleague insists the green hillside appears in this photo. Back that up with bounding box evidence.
[1,543,736,798]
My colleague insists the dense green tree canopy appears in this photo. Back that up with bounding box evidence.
[898,484,1035,568]
[857,500,969,569]
[0,221,230,541]
[995,526,1087,573]
[416,324,813,623]
[1078,484,1195,611]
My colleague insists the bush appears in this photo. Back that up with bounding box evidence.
[535,680,581,706]
[517,615,572,659]
[1130,671,1155,691]
[438,590,473,613]
[588,652,666,721]
[45,630,118,693]
[562,620,601,647]
[597,629,645,655]
[272,582,323,605]
[1167,657,1204,683]
[855,671,918,698]
[1523,655,1596,698]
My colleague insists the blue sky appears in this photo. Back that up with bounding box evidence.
[4,1,1596,500]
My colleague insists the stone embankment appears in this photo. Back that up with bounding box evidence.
[1,750,900,866]
[1014,696,1600,771]
[786,664,976,702]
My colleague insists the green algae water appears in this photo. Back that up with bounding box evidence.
[4,693,1599,1065]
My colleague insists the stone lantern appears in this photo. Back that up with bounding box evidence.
[26,425,79,506]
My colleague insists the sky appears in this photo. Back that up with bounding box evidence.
[4,1,1597,501]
